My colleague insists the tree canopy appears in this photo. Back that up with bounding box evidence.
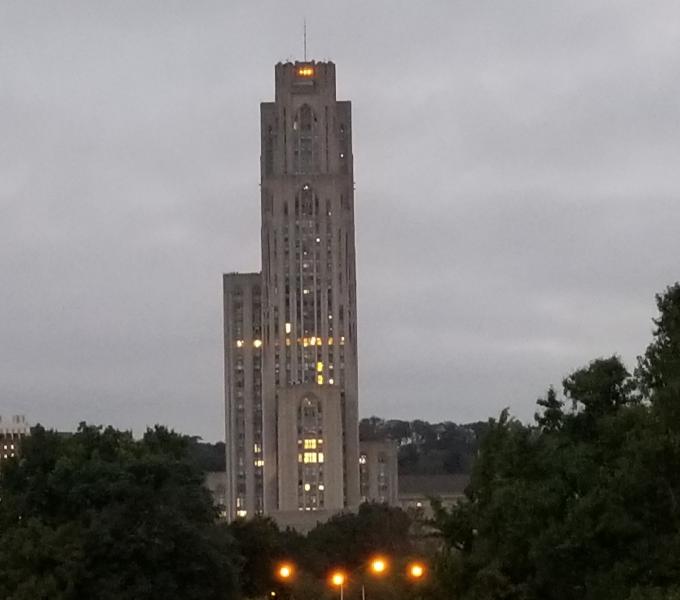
[434,283,680,600]
[360,416,487,475]
[0,424,239,600]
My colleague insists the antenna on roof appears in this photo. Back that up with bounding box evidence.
[303,18,307,61]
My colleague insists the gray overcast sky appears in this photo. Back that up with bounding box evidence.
[2,1,679,441]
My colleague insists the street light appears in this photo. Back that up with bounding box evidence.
[274,562,295,600]
[362,556,390,600]
[276,562,294,581]
[369,556,388,576]
[407,561,426,581]
[330,570,346,600]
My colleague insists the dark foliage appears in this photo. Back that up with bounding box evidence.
[434,283,680,600]
[0,424,239,600]
[187,439,226,472]
[360,417,487,476]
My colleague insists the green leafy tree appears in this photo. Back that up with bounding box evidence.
[534,387,563,431]
[303,503,413,576]
[0,424,239,600]
[432,283,680,600]
[637,283,680,418]
[227,516,305,598]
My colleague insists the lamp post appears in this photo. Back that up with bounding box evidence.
[361,556,389,600]
[275,562,295,600]
[406,561,427,600]
[330,571,346,600]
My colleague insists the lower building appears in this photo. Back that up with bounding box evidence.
[0,415,29,463]
[204,471,228,519]
[398,474,469,519]
[358,440,399,505]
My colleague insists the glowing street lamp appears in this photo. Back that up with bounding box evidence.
[369,557,388,576]
[407,561,426,581]
[330,571,346,600]
[360,556,390,600]
[276,563,294,581]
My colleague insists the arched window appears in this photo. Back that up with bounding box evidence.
[293,104,317,173]
[297,395,325,510]
[298,184,314,218]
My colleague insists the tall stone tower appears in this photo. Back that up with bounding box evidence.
[224,61,359,529]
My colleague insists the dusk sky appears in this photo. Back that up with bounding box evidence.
[2,1,679,441]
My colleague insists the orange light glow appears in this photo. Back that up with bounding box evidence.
[330,571,346,587]
[408,562,426,580]
[297,66,315,77]
[370,557,388,575]
[277,563,294,580]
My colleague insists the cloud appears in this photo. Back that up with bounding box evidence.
[1,1,679,439]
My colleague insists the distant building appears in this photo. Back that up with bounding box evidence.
[359,440,399,505]
[223,60,360,530]
[0,415,29,462]
[398,474,469,518]
[204,471,228,519]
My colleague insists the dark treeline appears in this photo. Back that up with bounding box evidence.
[359,416,487,475]
[0,423,428,599]
[434,283,680,600]
[188,438,226,471]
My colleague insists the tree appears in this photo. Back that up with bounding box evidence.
[563,355,633,418]
[227,516,304,598]
[637,283,680,419]
[534,387,563,431]
[0,424,239,600]
[303,503,413,576]
[432,284,680,599]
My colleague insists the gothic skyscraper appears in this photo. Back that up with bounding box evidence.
[224,61,359,528]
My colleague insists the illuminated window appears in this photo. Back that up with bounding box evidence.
[304,439,317,449]
[254,459,264,467]
[317,374,324,385]
[304,483,311,491]
[253,339,262,348]
[316,361,323,372]
[303,452,317,463]
[237,510,248,518]
[318,484,325,491]
[359,455,367,465]
[285,322,292,334]
[297,66,314,77]
[236,340,244,348]
[329,378,334,385]
[318,453,324,463]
